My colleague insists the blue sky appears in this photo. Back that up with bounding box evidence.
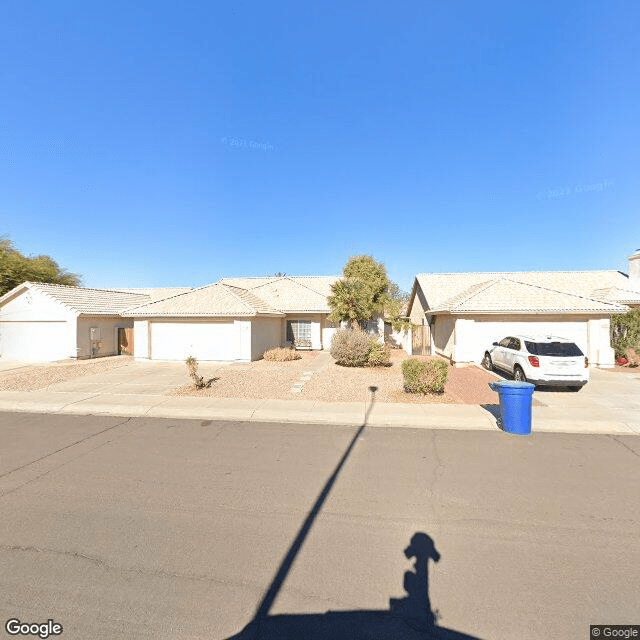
[1,0,639,291]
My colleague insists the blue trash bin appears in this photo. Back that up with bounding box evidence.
[488,380,535,435]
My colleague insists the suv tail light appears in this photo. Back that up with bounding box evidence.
[585,357,589,368]
[528,356,540,367]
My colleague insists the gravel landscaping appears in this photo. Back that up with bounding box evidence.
[0,349,504,405]
[169,351,320,400]
[0,356,132,391]
[300,350,499,404]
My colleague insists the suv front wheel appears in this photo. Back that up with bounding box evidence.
[513,366,526,382]
[482,353,493,371]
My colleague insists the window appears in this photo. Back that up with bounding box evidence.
[499,337,512,348]
[287,320,312,348]
[509,338,521,351]
[525,341,583,357]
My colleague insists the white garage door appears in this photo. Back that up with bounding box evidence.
[472,320,589,364]
[150,322,238,361]
[0,321,69,361]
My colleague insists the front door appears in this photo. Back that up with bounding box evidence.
[117,328,134,356]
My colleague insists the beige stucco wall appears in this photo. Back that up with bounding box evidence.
[76,316,133,359]
[321,316,337,350]
[251,317,283,360]
[409,286,429,325]
[432,315,456,360]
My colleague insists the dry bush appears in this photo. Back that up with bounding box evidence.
[185,355,212,388]
[330,328,372,366]
[263,347,302,362]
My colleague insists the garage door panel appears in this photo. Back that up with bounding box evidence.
[472,321,589,364]
[0,322,69,361]
[150,322,237,361]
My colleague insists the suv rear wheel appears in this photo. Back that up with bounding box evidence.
[513,366,526,382]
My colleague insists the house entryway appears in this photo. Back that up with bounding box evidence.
[117,328,134,356]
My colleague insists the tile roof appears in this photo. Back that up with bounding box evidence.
[126,283,283,316]
[220,276,338,313]
[111,287,194,302]
[590,286,640,305]
[5,282,154,315]
[413,270,635,315]
[218,275,339,312]
[430,278,628,313]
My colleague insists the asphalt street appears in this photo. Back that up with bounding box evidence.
[0,412,638,639]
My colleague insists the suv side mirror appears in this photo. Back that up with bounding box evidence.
[492,342,498,346]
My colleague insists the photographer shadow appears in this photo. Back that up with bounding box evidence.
[226,531,480,640]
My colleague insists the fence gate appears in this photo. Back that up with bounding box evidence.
[412,324,431,355]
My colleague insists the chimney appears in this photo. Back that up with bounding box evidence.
[628,249,640,283]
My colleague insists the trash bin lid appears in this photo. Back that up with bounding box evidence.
[488,380,535,391]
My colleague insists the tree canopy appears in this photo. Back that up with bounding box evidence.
[328,255,390,327]
[328,254,412,331]
[0,236,81,296]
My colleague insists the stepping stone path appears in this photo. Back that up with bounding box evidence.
[290,352,332,394]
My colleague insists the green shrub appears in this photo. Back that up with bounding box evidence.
[611,308,640,358]
[402,358,448,394]
[263,347,302,362]
[330,328,373,366]
[367,339,391,366]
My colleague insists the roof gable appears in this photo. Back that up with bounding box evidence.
[0,282,152,315]
[219,275,339,312]
[411,269,633,316]
[126,283,283,317]
[433,277,628,313]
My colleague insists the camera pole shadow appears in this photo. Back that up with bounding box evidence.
[226,386,481,639]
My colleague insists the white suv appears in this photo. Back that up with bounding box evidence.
[483,335,589,390]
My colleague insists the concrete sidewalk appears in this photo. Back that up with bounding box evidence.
[0,387,637,434]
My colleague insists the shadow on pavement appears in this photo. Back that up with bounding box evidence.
[226,530,479,640]
[226,386,480,639]
[480,403,502,429]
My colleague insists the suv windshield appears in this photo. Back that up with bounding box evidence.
[525,341,584,357]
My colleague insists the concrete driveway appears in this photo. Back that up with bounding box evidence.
[535,367,640,408]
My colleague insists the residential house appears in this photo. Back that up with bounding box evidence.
[127,276,340,362]
[0,283,191,361]
[407,250,640,367]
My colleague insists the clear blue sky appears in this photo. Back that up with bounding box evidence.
[1,0,639,291]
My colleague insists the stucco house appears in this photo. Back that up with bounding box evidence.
[0,282,191,361]
[127,276,340,362]
[407,250,640,368]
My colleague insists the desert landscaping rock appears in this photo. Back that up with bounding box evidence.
[170,351,321,400]
[0,356,132,391]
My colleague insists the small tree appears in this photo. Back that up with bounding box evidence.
[185,356,211,389]
[328,255,390,328]
[384,282,413,333]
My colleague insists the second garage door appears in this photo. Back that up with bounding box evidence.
[150,321,238,361]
